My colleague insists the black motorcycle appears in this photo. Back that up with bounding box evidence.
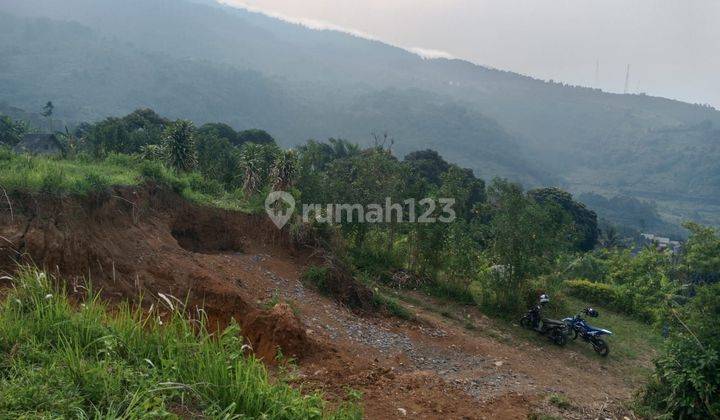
[520,305,568,346]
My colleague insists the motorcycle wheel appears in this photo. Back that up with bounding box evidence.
[571,329,578,340]
[520,315,532,330]
[593,339,609,357]
[551,329,567,346]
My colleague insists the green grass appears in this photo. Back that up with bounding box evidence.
[420,276,474,305]
[547,393,571,409]
[0,150,262,212]
[301,266,331,295]
[0,149,138,195]
[563,296,663,362]
[0,267,360,419]
[372,292,414,320]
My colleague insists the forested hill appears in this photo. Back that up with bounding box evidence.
[1,0,719,225]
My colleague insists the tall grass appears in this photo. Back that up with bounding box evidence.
[0,149,137,195]
[0,267,360,419]
[0,150,259,212]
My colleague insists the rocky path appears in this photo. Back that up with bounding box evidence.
[199,249,648,419]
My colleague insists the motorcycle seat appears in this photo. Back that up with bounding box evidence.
[542,318,565,326]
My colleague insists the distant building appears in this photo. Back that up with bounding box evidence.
[641,233,682,254]
[13,134,63,156]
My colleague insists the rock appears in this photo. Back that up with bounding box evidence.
[494,360,504,367]
[397,408,407,416]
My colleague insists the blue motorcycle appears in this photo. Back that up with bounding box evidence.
[563,308,613,356]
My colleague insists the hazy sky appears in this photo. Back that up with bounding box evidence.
[222,0,720,108]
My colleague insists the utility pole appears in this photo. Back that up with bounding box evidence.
[623,64,631,94]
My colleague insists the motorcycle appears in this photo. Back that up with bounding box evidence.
[520,304,568,346]
[563,308,613,356]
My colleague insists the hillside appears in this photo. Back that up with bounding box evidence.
[1,0,719,224]
[0,181,660,418]
[1,102,718,418]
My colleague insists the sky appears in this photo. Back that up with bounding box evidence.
[221,0,720,108]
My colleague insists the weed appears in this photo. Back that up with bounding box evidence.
[302,265,330,295]
[547,393,571,409]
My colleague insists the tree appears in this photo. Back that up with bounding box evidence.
[296,138,361,205]
[41,101,54,132]
[84,109,168,157]
[474,179,571,312]
[325,148,404,247]
[238,142,278,196]
[270,149,298,191]
[236,129,275,146]
[438,165,485,220]
[163,120,197,172]
[529,187,599,252]
[599,225,623,249]
[197,123,240,145]
[404,149,450,186]
[682,222,720,284]
[195,133,240,189]
[0,116,29,146]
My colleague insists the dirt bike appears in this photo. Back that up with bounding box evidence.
[520,305,568,346]
[562,308,612,356]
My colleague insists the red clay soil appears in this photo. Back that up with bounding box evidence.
[0,184,307,361]
[0,185,651,418]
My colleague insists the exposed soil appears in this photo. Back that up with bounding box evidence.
[0,185,652,418]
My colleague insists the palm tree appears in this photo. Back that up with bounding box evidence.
[238,142,265,196]
[163,120,197,172]
[270,149,297,191]
[41,101,54,133]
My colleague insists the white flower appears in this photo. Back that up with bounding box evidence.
[45,294,53,300]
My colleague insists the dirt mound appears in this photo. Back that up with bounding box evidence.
[0,184,312,360]
[244,302,309,362]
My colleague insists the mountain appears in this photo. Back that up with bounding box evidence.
[1,0,719,225]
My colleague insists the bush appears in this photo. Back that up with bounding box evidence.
[74,171,110,194]
[301,265,330,294]
[138,160,187,192]
[39,170,67,195]
[372,292,414,320]
[423,276,474,304]
[640,283,720,418]
[349,246,398,284]
[186,172,224,196]
[470,264,535,316]
[564,279,616,304]
[564,278,662,322]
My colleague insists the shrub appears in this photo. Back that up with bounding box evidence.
[372,292,414,320]
[138,160,187,192]
[564,278,664,322]
[186,172,224,196]
[564,279,616,304]
[349,246,398,284]
[471,264,535,316]
[640,283,720,418]
[74,171,110,194]
[548,393,571,409]
[39,170,66,195]
[301,265,330,294]
[423,276,474,304]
